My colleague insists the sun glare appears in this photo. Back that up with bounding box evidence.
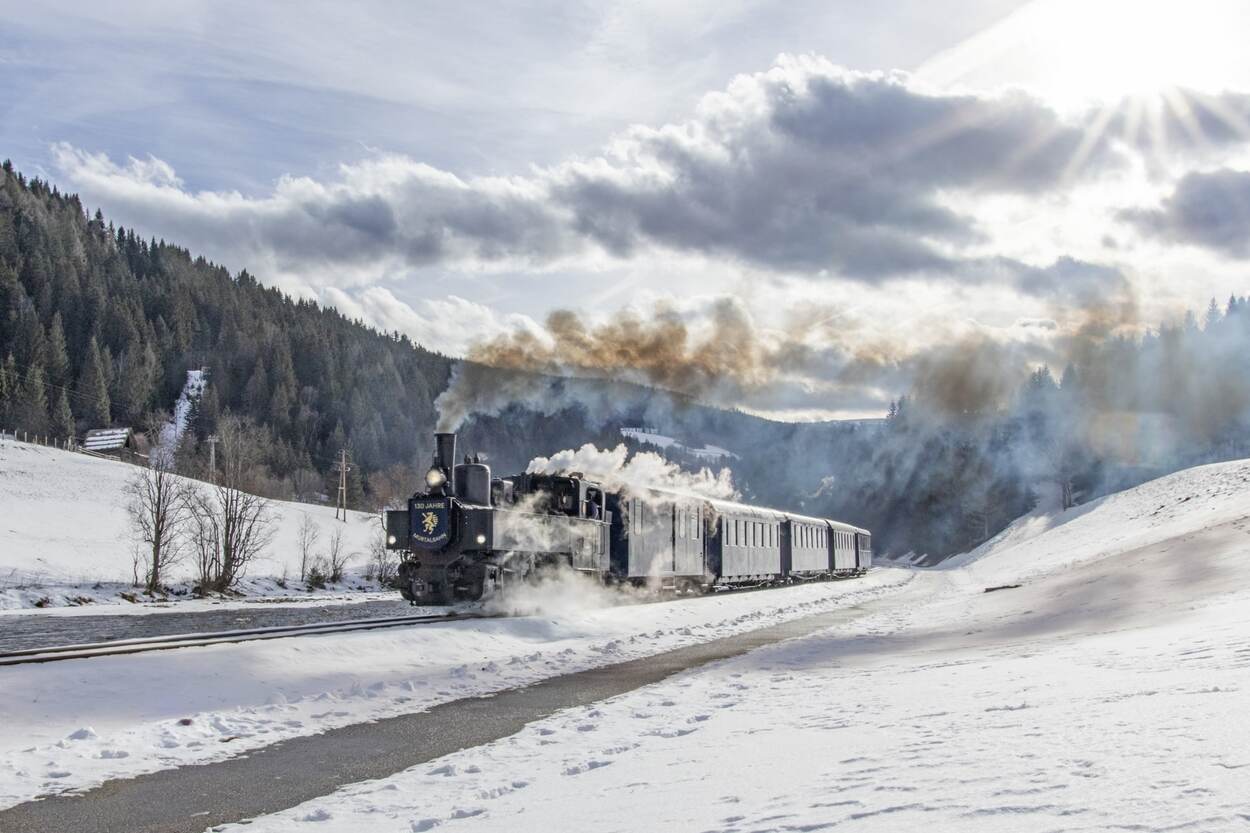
[919,0,1250,110]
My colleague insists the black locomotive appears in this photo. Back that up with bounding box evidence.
[384,432,871,605]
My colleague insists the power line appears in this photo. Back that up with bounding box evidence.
[0,361,113,413]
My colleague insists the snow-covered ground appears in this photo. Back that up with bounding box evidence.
[620,427,737,461]
[0,437,383,610]
[153,368,207,465]
[217,458,1250,832]
[0,573,908,808]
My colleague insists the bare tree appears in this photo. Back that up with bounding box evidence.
[367,463,415,512]
[126,415,190,592]
[324,526,352,583]
[289,467,322,502]
[184,484,222,591]
[367,515,398,586]
[182,414,276,592]
[297,513,320,582]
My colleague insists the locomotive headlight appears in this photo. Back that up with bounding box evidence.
[425,467,446,488]
[475,533,487,545]
[387,534,397,545]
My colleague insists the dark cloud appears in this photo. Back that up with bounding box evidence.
[554,61,1116,277]
[1123,168,1250,257]
[55,57,1129,283]
[1012,256,1128,302]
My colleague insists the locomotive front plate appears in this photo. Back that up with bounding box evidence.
[409,497,452,548]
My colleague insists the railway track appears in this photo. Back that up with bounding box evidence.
[2,572,867,667]
[0,611,489,667]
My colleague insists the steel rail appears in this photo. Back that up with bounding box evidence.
[0,612,488,667]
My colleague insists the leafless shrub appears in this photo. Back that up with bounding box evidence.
[323,526,352,583]
[297,513,321,582]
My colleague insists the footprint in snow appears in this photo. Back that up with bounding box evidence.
[301,808,332,822]
[410,819,441,832]
[563,760,612,775]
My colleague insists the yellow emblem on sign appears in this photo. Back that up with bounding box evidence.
[421,511,439,535]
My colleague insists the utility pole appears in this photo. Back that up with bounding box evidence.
[206,434,219,484]
[333,448,351,521]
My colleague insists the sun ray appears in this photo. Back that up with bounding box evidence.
[1163,89,1210,153]
[1190,91,1250,141]
[1119,96,1145,152]
[1060,103,1119,187]
[1145,95,1170,167]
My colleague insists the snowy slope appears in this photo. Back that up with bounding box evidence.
[948,457,1250,582]
[221,457,1250,833]
[0,438,380,609]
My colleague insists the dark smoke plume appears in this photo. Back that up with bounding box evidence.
[435,298,795,431]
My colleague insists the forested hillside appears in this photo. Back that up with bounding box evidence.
[0,160,450,497]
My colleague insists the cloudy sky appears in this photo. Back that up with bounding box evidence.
[5,0,1250,419]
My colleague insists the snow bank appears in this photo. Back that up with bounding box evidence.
[0,438,380,609]
[945,457,1250,584]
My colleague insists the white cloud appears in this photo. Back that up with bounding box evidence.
[318,287,544,357]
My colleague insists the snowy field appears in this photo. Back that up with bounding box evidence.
[0,572,909,808]
[0,438,383,609]
[213,459,1250,833]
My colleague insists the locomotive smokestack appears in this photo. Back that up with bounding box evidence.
[435,432,457,494]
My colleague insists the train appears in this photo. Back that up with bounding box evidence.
[384,432,872,604]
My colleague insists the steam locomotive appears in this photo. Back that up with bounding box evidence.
[384,432,872,605]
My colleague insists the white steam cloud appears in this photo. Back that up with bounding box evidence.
[526,443,738,501]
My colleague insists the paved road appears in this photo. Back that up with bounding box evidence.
[0,595,895,833]
[0,598,416,652]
